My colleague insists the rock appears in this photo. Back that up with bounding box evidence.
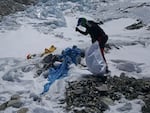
[0,0,25,16]
[21,65,34,72]
[147,26,150,30]
[0,0,37,17]
[33,107,53,113]
[100,97,114,106]
[142,106,150,113]
[29,93,41,102]
[145,94,150,98]
[11,94,20,100]
[2,70,23,82]
[17,107,29,113]
[0,93,23,111]
[7,99,23,108]
[0,102,8,111]
[42,70,49,78]
[36,69,43,76]
[142,98,150,113]
[109,92,123,101]
[117,103,132,112]
[13,0,37,5]
[65,78,110,112]
[71,88,84,95]
[95,84,109,92]
[138,95,145,100]
[65,75,150,113]
[125,21,145,30]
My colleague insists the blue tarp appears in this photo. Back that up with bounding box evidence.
[41,46,81,94]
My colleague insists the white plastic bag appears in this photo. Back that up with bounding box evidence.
[85,41,106,74]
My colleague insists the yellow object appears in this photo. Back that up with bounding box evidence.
[41,45,56,56]
[27,45,57,59]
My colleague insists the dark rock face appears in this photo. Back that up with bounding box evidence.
[0,0,25,16]
[0,0,37,16]
[64,74,150,113]
[13,0,37,5]
[125,21,145,30]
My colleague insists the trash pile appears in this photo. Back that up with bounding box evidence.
[41,45,82,94]
[27,45,83,94]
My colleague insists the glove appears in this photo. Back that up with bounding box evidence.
[75,27,79,32]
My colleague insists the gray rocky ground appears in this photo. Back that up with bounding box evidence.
[0,71,149,113]
[64,73,150,113]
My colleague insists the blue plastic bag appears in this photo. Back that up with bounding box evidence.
[41,46,82,94]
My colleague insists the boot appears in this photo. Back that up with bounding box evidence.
[106,66,110,74]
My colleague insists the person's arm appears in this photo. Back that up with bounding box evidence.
[76,27,88,35]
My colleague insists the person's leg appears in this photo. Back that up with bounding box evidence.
[98,37,109,73]
[100,48,106,63]
[100,48,109,73]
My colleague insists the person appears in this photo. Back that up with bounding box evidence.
[75,17,109,73]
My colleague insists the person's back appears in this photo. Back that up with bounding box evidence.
[86,20,107,43]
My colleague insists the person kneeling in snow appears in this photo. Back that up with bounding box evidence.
[75,17,109,73]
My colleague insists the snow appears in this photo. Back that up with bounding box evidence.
[0,0,150,113]
[132,0,150,3]
[104,98,144,113]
